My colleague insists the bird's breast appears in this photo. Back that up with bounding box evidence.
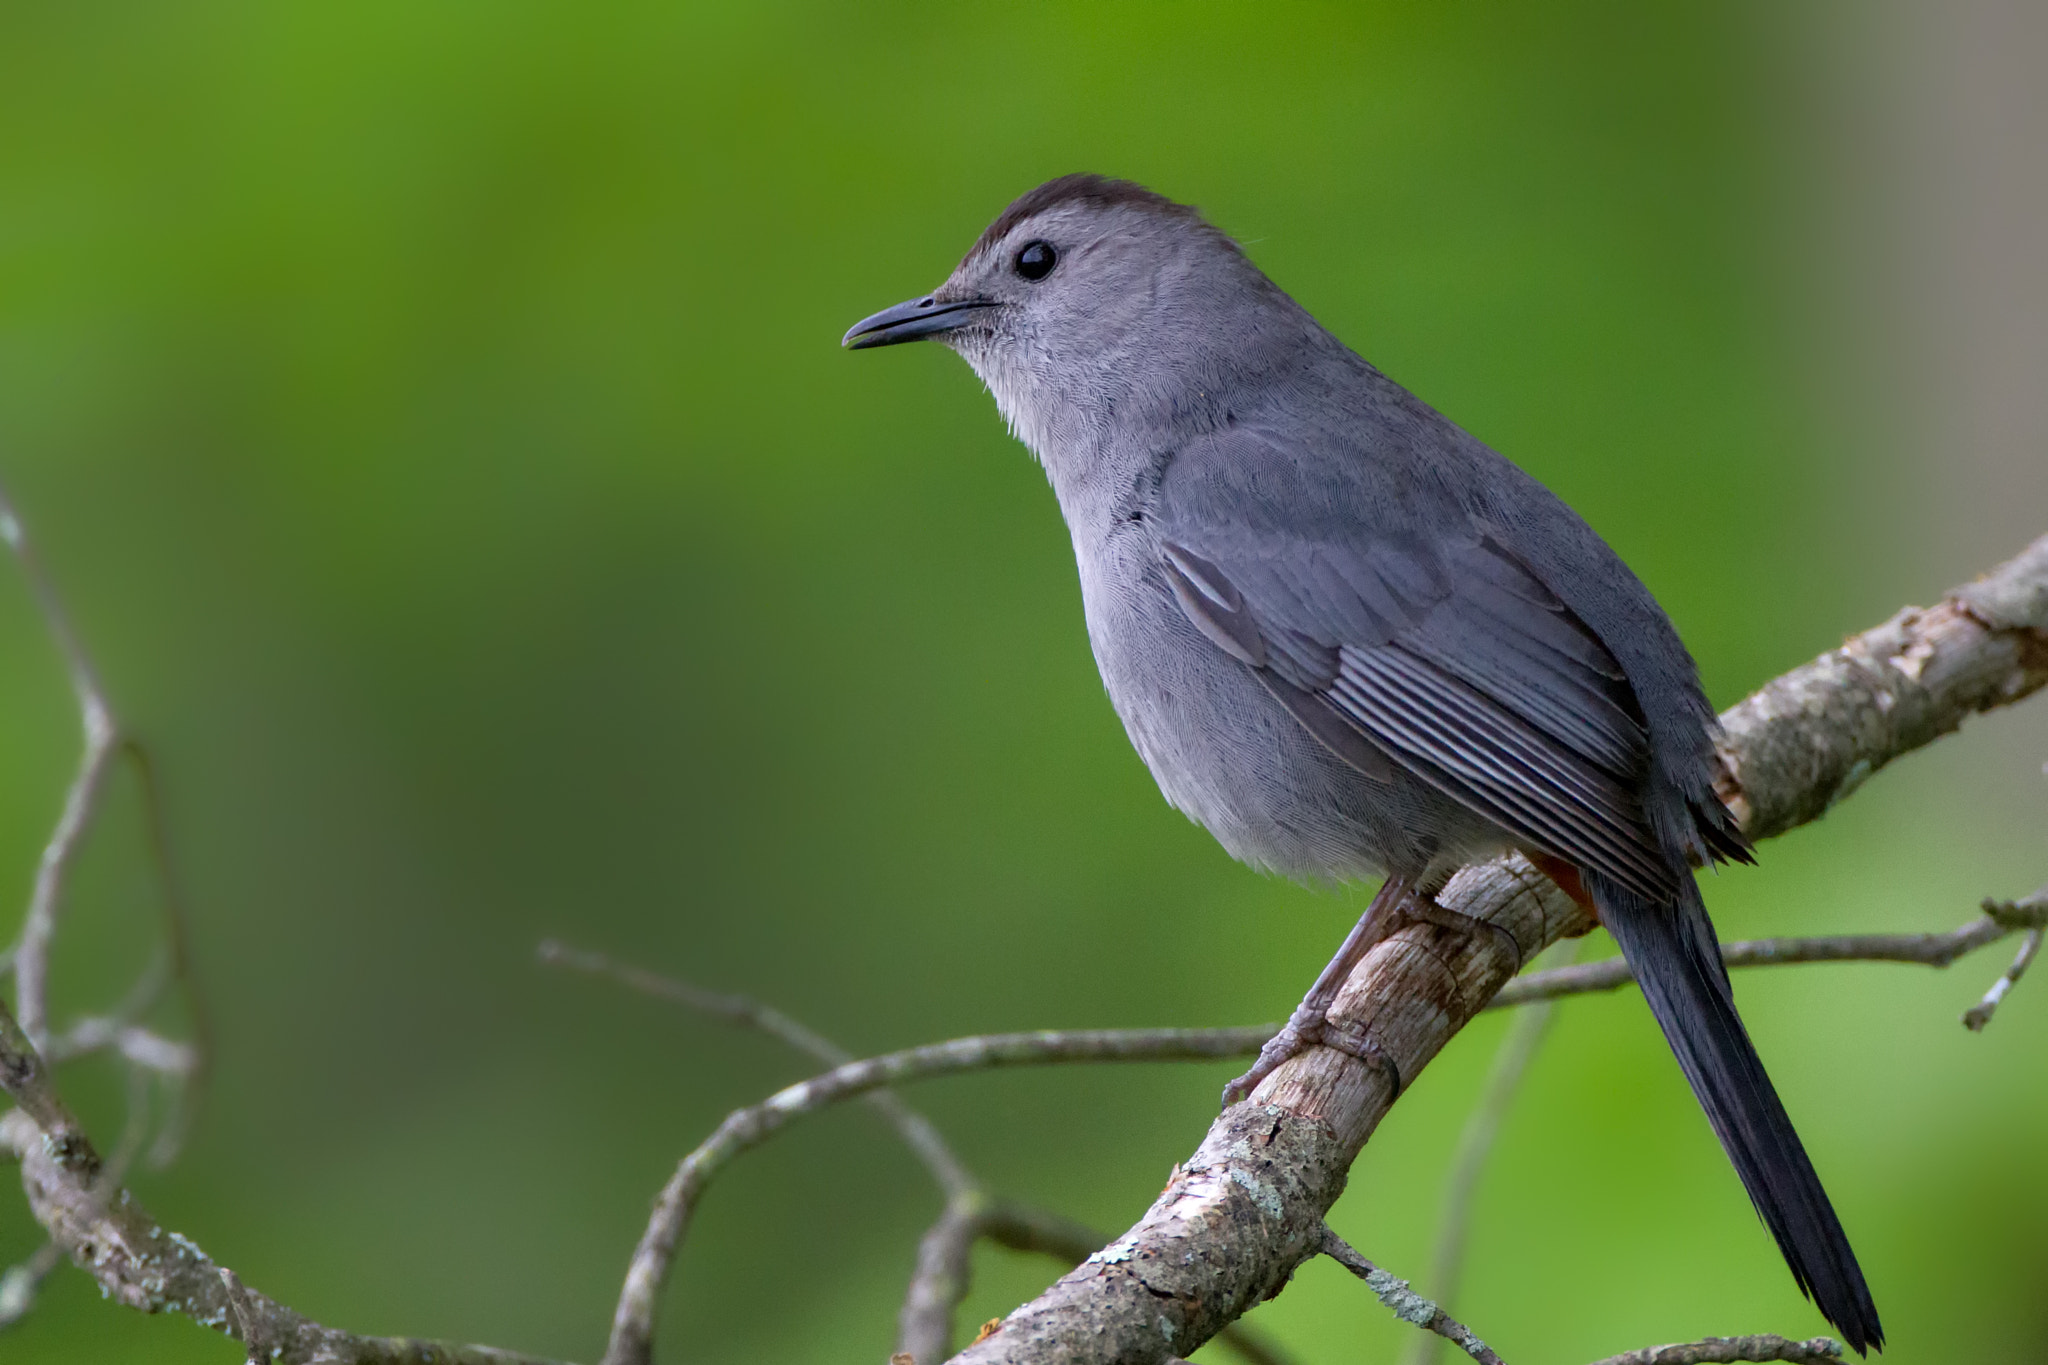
[1070,521,1455,882]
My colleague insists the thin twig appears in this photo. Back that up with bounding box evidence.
[898,1196,1101,1365]
[1319,1227,1505,1365]
[1583,1335,1842,1365]
[1962,889,2048,1029]
[900,1195,990,1362]
[539,939,980,1198]
[1964,928,2041,1030]
[977,1200,1111,1264]
[0,1243,63,1330]
[1,484,210,1170]
[1402,941,1574,1365]
[1489,888,2048,1011]
[599,1024,1272,1365]
[101,1057,157,1187]
[0,481,118,1047]
[42,993,202,1072]
[122,736,212,1166]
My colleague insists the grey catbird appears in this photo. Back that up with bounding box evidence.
[844,174,1881,1351]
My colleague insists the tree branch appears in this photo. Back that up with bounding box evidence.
[1714,535,2048,840]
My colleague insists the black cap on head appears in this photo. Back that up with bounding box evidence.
[964,174,1196,265]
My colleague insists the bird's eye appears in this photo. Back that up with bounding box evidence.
[1014,240,1058,281]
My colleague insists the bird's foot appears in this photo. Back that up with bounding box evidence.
[1222,876,1420,1108]
[1221,1002,1322,1107]
[1220,1001,1399,1107]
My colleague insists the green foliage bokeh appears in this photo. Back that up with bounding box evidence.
[0,3,2042,1362]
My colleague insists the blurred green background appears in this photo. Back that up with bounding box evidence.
[1,2,2043,1362]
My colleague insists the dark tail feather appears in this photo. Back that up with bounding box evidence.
[1589,872,1884,1354]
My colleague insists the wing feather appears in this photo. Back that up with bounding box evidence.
[1333,647,1672,897]
[1156,524,1674,899]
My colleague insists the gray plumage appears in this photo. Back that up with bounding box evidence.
[844,174,1880,1351]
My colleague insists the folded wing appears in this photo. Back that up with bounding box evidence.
[1154,437,1673,901]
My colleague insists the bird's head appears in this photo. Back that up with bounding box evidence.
[844,175,1295,459]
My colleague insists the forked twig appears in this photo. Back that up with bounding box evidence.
[1962,890,2047,1030]
[1319,1228,1504,1365]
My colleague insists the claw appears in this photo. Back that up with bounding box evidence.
[1221,1012,1401,1108]
[1221,1019,1321,1107]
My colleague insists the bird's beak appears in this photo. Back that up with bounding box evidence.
[842,293,996,349]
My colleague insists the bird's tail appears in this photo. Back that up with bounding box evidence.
[1588,871,1884,1354]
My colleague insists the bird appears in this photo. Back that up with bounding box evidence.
[842,173,1882,1352]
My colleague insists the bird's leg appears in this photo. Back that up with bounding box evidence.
[1221,876,1416,1107]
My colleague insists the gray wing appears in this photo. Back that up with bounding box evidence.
[1152,434,1677,902]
